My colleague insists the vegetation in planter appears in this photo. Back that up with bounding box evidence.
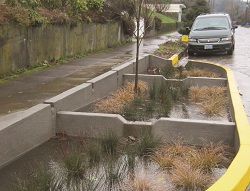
[181,68,221,78]
[104,158,127,190]
[151,140,234,191]
[190,142,232,172]
[63,151,86,180]
[2,134,234,191]
[153,40,187,59]
[188,86,228,116]
[92,80,186,121]
[94,81,148,114]
[91,79,228,121]
[169,162,213,190]
[86,141,102,164]
[100,128,120,156]
[4,165,64,191]
[136,130,162,156]
[146,65,221,79]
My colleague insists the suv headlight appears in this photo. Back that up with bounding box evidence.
[188,38,196,42]
[221,37,232,41]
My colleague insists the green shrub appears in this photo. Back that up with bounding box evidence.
[86,0,103,11]
[101,129,119,155]
[154,17,162,31]
[63,152,86,179]
[69,0,88,17]
[40,0,62,10]
[122,14,135,36]
[137,130,162,156]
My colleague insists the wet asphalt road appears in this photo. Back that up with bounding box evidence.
[188,26,250,122]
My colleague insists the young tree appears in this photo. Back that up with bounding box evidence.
[106,0,169,93]
[133,0,170,93]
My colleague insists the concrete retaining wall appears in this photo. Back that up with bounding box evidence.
[57,112,125,138]
[153,118,235,146]
[87,70,118,100]
[123,74,228,89]
[0,22,129,75]
[57,112,235,146]
[0,104,53,168]
[112,61,134,86]
[44,83,93,112]
[149,55,171,68]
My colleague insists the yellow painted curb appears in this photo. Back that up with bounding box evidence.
[189,60,250,191]
[169,54,179,66]
[181,35,189,42]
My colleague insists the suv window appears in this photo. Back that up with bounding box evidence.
[192,17,230,31]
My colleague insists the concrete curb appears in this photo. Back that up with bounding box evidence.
[189,60,250,191]
[170,55,250,189]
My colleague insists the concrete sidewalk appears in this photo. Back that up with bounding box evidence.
[0,32,181,116]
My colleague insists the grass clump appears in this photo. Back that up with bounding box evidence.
[94,81,148,113]
[86,141,102,164]
[63,152,86,179]
[188,86,228,116]
[169,162,212,190]
[182,68,221,78]
[121,173,157,191]
[100,129,120,156]
[137,130,162,156]
[104,159,127,190]
[190,141,232,172]
[151,140,234,190]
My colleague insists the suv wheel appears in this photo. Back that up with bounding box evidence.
[188,50,194,56]
[227,46,234,55]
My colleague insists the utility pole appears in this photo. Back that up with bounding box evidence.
[245,0,249,24]
[209,0,215,13]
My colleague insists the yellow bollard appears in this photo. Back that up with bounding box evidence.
[181,35,189,42]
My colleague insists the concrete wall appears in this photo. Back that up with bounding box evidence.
[87,71,119,100]
[44,83,93,112]
[57,112,125,138]
[0,22,129,75]
[123,74,228,89]
[57,112,235,146]
[153,118,235,146]
[0,104,53,168]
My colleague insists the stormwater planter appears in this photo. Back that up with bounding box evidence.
[0,55,249,190]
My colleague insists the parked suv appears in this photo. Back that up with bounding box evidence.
[187,13,237,56]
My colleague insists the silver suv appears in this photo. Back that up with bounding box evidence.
[187,13,237,56]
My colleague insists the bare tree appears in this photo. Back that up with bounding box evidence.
[133,0,165,93]
[154,0,171,13]
[107,0,168,93]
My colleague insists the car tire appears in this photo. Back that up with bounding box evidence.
[188,50,194,56]
[227,47,234,55]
